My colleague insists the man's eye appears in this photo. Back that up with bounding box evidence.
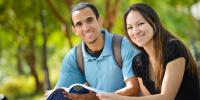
[75,22,82,27]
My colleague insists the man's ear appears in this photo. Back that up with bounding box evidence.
[72,26,78,35]
[98,17,103,26]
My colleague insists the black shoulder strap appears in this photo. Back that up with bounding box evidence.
[75,44,85,74]
[76,34,123,75]
[112,34,123,69]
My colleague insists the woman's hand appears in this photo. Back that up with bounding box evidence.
[96,93,125,100]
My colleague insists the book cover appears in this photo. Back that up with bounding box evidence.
[46,83,106,99]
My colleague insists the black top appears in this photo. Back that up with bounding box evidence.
[132,39,199,100]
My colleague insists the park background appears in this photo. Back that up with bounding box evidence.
[0,0,200,99]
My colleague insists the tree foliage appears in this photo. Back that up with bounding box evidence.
[0,0,199,99]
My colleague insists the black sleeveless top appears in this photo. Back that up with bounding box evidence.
[132,39,199,100]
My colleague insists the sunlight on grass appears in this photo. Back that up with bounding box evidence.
[0,75,43,99]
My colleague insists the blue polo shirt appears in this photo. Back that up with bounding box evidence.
[56,29,139,92]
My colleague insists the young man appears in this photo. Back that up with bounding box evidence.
[55,2,140,100]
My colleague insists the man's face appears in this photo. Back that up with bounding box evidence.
[72,7,102,44]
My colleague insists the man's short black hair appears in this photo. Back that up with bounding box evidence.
[70,2,99,26]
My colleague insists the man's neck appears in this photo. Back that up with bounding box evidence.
[85,44,103,58]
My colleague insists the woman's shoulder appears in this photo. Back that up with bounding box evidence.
[165,38,182,48]
[133,51,148,62]
[132,51,149,77]
[132,51,148,68]
[163,38,188,65]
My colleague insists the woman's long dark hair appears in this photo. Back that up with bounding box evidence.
[124,3,198,89]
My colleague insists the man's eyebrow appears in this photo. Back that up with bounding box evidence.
[74,16,95,26]
[87,17,95,20]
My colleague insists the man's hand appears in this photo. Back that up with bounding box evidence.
[45,89,71,100]
[68,91,99,100]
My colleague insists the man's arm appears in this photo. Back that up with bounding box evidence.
[56,48,86,87]
[114,77,139,96]
[115,37,140,96]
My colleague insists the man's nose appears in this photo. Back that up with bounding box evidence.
[83,23,90,31]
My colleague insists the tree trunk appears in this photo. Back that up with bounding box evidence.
[0,40,1,62]
[41,9,51,90]
[46,0,73,48]
[25,31,41,92]
[16,45,23,74]
[62,23,73,48]
[104,0,120,31]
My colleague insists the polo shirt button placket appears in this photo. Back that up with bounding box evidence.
[96,60,101,71]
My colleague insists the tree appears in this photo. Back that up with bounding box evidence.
[46,0,73,48]
[40,9,51,90]
[104,0,120,31]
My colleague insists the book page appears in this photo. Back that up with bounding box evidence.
[68,83,106,94]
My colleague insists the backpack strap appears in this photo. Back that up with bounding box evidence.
[76,34,123,75]
[112,34,123,69]
[75,44,85,74]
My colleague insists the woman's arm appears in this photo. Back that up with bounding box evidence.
[137,78,150,96]
[97,57,186,100]
[115,77,139,96]
[159,57,185,99]
[138,57,186,100]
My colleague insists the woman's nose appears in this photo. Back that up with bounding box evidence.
[133,27,140,35]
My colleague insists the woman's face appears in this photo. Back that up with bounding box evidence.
[126,10,154,47]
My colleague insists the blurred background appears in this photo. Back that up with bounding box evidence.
[0,0,200,99]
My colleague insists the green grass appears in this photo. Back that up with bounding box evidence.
[0,75,44,100]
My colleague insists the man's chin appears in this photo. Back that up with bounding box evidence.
[87,39,97,44]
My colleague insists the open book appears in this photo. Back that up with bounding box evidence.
[46,83,106,99]
[64,83,106,94]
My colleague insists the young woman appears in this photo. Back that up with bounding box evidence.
[97,3,199,100]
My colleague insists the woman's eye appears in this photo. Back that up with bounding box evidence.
[127,27,133,30]
[138,22,144,26]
